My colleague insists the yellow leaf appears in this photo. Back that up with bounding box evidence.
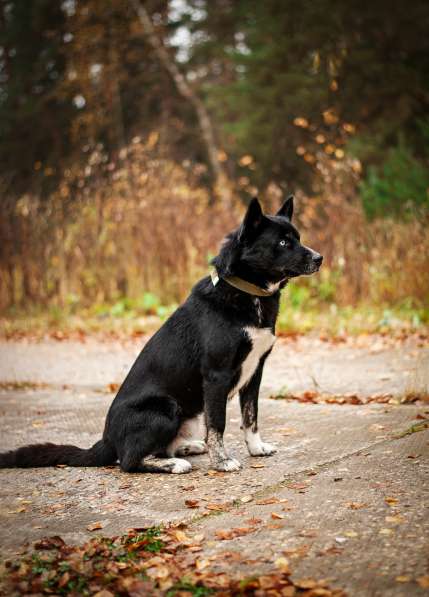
[239,155,253,166]
[395,576,411,583]
[293,117,309,128]
[274,557,290,573]
[195,558,210,570]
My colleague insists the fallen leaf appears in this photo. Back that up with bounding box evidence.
[346,502,367,510]
[214,527,256,540]
[385,515,405,524]
[206,503,228,511]
[250,463,265,469]
[185,499,199,509]
[395,575,411,583]
[274,557,290,573]
[173,530,191,543]
[58,572,70,588]
[295,578,317,589]
[240,495,253,503]
[344,531,358,538]
[384,497,398,506]
[146,565,170,579]
[195,558,210,570]
[206,469,225,477]
[417,576,429,589]
[285,482,308,490]
[283,544,310,559]
[271,512,284,520]
[267,522,286,530]
[299,529,318,537]
[34,536,65,550]
[256,497,280,505]
[87,521,103,531]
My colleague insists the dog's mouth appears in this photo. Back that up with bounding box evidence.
[283,262,322,278]
[303,262,322,275]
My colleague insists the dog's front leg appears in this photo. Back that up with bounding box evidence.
[239,359,277,457]
[203,375,241,472]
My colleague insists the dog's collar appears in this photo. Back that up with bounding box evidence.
[211,269,277,297]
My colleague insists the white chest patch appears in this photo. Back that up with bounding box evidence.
[228,327,276,398]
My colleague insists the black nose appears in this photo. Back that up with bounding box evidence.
[313,254,323,266]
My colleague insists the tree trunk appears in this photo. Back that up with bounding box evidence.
[130,0,232,205]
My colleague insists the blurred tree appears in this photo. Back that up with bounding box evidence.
[0,0,70,195]
[0,0,209,198]
[1,0,428,210]
[131,0,232,204]
[183,0,429,207]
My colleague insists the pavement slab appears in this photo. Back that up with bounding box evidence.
[0,337,428,596]
[1,335,428,397]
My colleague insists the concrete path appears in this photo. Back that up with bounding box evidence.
[0,336,428,596]
[1,334,428,396]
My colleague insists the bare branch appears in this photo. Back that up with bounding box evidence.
[130,0,232,204]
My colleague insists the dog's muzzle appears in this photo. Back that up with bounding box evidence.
[304,251,323,274]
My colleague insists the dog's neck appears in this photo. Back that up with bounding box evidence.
[215,264,289,296]
[211,270,278,297]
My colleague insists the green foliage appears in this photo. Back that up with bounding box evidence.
[124,527,164,553]
[167,579,214,597]
[187,0,429,196]
[136,292,161,315]
[360,141,429,219]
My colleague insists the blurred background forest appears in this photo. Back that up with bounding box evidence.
[1,0,429,336]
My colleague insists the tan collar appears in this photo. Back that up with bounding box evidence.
[211,269,277,297]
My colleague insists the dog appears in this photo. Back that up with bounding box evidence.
[0,196,322,474]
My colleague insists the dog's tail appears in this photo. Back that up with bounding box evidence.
[0,439,117,468]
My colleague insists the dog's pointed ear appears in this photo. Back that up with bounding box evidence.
[239,197,263,240]
[276,195,294,221]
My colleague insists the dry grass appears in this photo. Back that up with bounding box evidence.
[1,138,428,315]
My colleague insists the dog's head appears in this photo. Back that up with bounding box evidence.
[213,196,323,287]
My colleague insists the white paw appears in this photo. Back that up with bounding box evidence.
[170,458,192,474]
[214,457,242,472]
[175,440,208,456]
[248,441,277,457]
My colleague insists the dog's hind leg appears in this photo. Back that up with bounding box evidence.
[121,441,192,474]
[118,407,192,474]
[165,415,207,457]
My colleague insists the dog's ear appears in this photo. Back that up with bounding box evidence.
[239,197,263,240]
[276,195,294,221]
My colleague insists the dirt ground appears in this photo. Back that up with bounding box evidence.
[0,334,428,596]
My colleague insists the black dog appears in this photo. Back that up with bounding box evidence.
[0,196,322,473]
